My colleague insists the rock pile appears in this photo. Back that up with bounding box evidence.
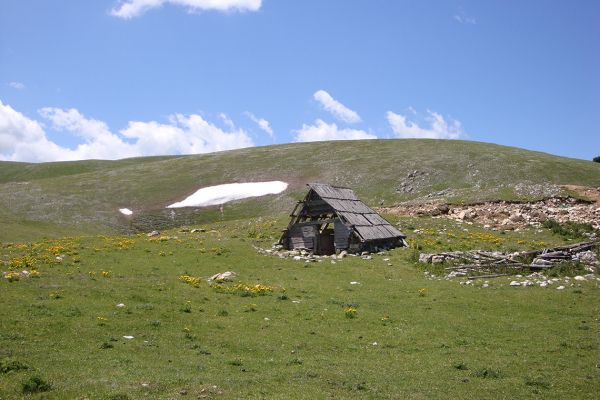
[383,196,600,230]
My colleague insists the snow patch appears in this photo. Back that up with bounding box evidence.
[119,208,133,215]
[167,181,288,208]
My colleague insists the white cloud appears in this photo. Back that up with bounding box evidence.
[294,119,376,142]
[0,100,254,162]
[244,111,273,138]
[120,113,254,154]
[0,100,56,162]
[454,12,476,24]
[110,0,262,19]
[386,110,464,139]
[39,107,113,140]
[8,81,25,90]
[313,90,361,124]
[218,112,235,130]
[38,107,139,160]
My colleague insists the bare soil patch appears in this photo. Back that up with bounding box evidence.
[562,185,600,205]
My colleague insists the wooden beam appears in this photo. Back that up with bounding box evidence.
[295,219,336,226]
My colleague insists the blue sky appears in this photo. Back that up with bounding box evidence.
[1,0,598,162]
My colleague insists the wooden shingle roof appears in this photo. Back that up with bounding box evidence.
[308,183,405,242]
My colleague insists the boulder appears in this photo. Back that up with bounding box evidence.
[529,210,547,222]
[147,230,160,237]
[458,210,477,220]
[431,255,446,264]
[509,213,525,223]
[532,258,553,265]
[577,251,598,265]
[208,271,237,282]
[418,253,432,263]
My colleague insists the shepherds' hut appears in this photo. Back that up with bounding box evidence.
[279,183,406,255]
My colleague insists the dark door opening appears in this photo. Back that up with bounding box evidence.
[317,228,335,255]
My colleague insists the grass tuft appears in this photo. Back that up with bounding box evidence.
[0,358,28,374]
[473,368,501,379]
[22,375,52,394]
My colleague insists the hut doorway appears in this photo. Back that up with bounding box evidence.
[317,228,335,255]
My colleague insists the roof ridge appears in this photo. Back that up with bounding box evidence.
[308,182,353,190]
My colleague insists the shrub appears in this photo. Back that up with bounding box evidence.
[593,156,600,163]
[546,261,586,277]
[542,219,595,239]
[22,375,52,394]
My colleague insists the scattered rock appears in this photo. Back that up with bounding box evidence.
[147,230,160,237]
[198,385,223,397]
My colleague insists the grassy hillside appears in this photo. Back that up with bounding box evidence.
[1,219,598,399]
[1,139,599,242]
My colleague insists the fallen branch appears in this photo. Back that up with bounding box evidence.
[423,240,598,278]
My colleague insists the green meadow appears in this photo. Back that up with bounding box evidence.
[1,216,598,399]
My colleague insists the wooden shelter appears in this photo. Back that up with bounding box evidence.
[279,183,406,255]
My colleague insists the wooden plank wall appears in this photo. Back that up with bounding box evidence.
[290,225,316,249]
[334,219,351,249]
